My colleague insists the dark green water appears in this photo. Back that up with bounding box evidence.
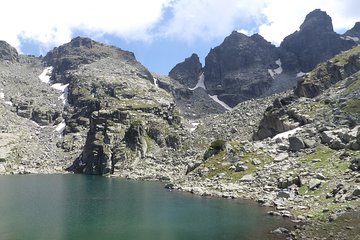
[0,175,290,240]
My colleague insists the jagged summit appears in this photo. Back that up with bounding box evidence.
[299,8,334,32]
[169,53,202,88]
[280,9,356,72]
[344,22,360,40]
[0,40,19,62]
[203,31,278,107]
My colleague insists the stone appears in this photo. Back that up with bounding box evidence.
[289,136,306,151]
[240,174,255,182]
[308,178,322,190]
[235,163,248,172]
[0,164,6,174]
[277,190,291,198]
[315,173,327,180]
[271,227,289,235]
[251,159,261,165]
[274,152,288,162]
[352,187,360,197]
[304,139,317,148]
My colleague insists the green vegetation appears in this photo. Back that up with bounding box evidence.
[342,99,360,116]
[210,139,226,151]
[200,149,272,182]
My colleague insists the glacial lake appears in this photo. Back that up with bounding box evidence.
[0,175,291,240]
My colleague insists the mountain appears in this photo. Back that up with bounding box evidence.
[169,53,202,88]
[170,9,358,108]
[280,9,356,73]
[202,32,279,107]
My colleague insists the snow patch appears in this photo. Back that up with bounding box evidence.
[296,72,307,77]
[39,66,53,83]
[208,95,232,111]
[268,69,275,79]
[4,101,13,106]
[341,36,359,42]
[55,120,66,133]
[58,85,69,106]
[274,59,283,75]
[273,127,302,140]
[51,83,69,92]
[189,73,206,90]
[268,59,283,79]
[153,78,159,88]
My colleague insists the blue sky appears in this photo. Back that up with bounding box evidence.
[1,0,359,75]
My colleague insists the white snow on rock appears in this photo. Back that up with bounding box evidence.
[0,90,4,99]
[273,127,302,140]
[39,66,53,83]
[58,85,69,106]
[268,69,275,79]
[51,83,69,92]
[4,101,13,106]
[189,73,206,90]
[208,94,232,111]
[274,59,283,75]
[296,72,307,77]
[341,36,359,42]
[55,120,66,133]
[153,78,159,88]
[268,59,283,79]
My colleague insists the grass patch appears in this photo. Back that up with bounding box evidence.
[200,150,272,182]
[342,99,360,116]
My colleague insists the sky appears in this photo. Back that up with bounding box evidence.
[1,0,359,74]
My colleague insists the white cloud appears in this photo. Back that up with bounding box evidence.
[0,0,171,51]
[162,0,267,41]
[0,0,358,52]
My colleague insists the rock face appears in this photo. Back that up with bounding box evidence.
[44,37,184,175]
[295,45,360,98]
[169,53,202,88]
[0,41,19,62]
[280,9,356,73]
[203,31,278,107]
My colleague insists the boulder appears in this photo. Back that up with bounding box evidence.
[352,187,360,197]
[308,178,322,190]
[289,136,306,151]
[274,152,289,162]
[240,174,255,182]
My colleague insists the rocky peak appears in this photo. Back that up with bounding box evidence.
[344,22,360,40]
[203,31,278,107]
[299,9,334,32]
[0,40,19,62]
[280,9,356,73]
[169,53,202,88]
[43,36,147,83]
